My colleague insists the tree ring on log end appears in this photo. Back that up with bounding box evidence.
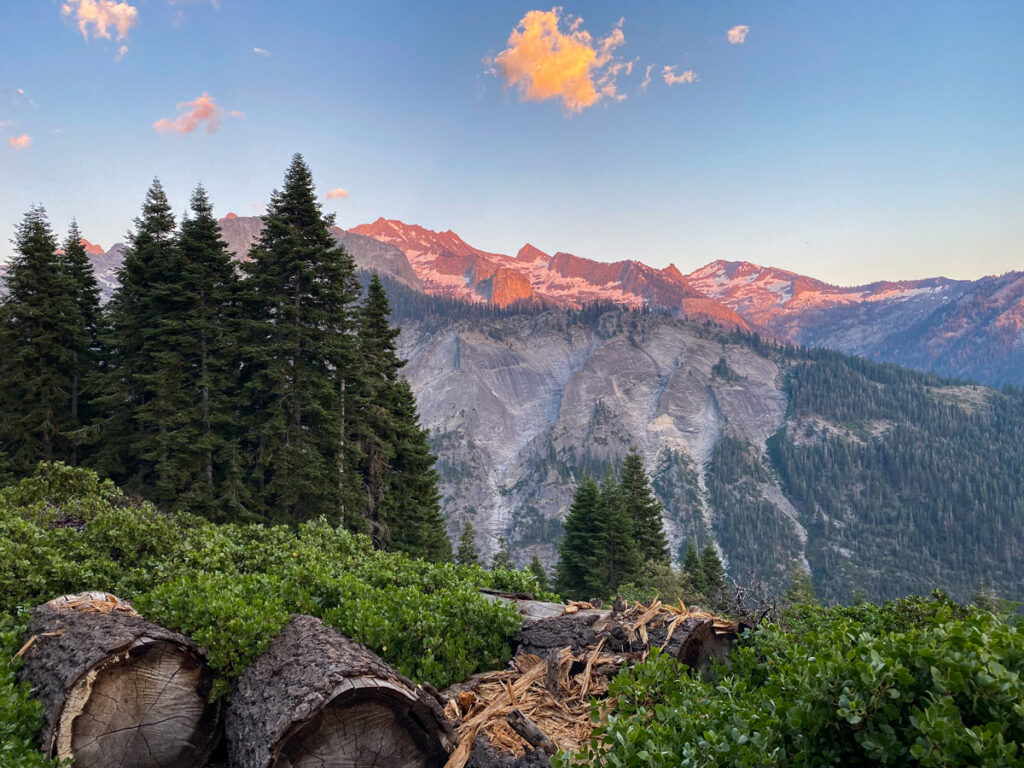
[54,636,217,768]
[272,678,449,768]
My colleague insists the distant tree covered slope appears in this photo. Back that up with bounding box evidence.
[382,276,1024,603]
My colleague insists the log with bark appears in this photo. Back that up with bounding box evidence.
[226,614,455,768]
[17,593,220,768]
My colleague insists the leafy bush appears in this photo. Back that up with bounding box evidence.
[1,465,547,710]
[0,610,63,768]
[557,596,1024,767]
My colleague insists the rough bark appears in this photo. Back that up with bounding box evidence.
[514,611,739,676]
[18,601,219,768]
[226,614,454,768]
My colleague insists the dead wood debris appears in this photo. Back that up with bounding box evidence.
[442,600,740,768]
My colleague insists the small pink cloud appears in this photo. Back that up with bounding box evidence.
[325,188,350,200]
[153,93,242,134]
[727,25,749,44]
[663,66,698,86]
[61,0,138,41]
[8,134,31,150]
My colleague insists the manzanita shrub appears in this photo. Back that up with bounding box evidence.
[556,596,1024,767]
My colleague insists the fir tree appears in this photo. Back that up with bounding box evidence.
[238,155,362,525]
[92,179,179,490]
[701,542,729,609]
[596,468,640,595]
[354,274,450,560]
[619,447,669,565]
[529,555,549,592]
[783,562,817,606]
[382,379,452,561]
[58,221,102,442]
[491,536,513,570]
[456,520,480,566]
[555,473,604,599]
[0,207,79,473]
[139,185,246,519]
[681,539,706,593]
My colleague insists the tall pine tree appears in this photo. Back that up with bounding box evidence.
[58,221,102,449]
[619,447,669,565]
[238,154,362,524]
[681,539,706,593]
[555,473,604,599]
[354,274,450,560]
[701,542,729,609]
[139,185,246,518]
[456,520,480,566]
[596,468,640,595]
[0,207,80,473]
[92,180,179,491]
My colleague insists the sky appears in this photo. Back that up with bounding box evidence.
[1,0,1022,286]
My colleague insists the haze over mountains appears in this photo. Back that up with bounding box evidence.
[36,213,1023,388]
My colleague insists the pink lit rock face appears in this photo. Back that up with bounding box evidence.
[348,217,750,327]
[18,214,1022,386]
[79,239,105,256]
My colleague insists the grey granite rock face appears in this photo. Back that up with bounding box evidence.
[397,311,802,574]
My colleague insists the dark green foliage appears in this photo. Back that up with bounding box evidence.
[555,474,603,599]
[0,207,81,475]
[355,276,450,559]
[772,353,1024,602]
[529,555,549,592]
[91,179,179,490]
[681,539,705,593]
[140,185,245,519]
[0,464,544,705]
[596,469,640,595]
[59,221,102,442]
[491,536,513,570]
[238,154,362,525]
[619,447,669,565]
[456,519,480,566]
[559,596,1024,768]
[700,542,729,609]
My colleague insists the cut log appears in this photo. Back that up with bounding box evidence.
[667,617,737,679]
[226,614,455,768]
[18,594,219,768]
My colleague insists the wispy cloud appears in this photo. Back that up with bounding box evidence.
[663,66,698,86]
[325,188,350,200]
[8,134,31,150]
[116,45,128,61]
[489,8,628,113]
[727,25,749,44]
[253,47,270,57]
[153,93,241,134]
[640,64,653,91]
[61,0,138,41]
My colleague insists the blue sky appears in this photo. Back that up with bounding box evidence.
[1,0,1021,285]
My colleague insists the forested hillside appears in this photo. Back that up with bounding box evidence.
[380,275,1024,604]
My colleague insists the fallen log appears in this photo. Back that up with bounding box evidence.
[226,614,455,768]
[17,592,219,768]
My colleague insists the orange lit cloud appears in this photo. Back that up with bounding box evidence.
[727,25,749,44]
[8,134,31,150]
[663,66,697,86]
[491,8,628,113]
[153,93,242,134]
[61,0,138,41]
[325,188,350,200]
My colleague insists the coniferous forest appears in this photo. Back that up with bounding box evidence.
[0,155,449,560]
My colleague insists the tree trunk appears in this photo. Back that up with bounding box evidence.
[226,614,454,768]
[18,596,219,768]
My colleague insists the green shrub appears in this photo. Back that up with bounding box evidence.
[557,597,1024,767]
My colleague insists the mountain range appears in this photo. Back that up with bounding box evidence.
[25,213,1017,387]
[2,213,1022,601]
